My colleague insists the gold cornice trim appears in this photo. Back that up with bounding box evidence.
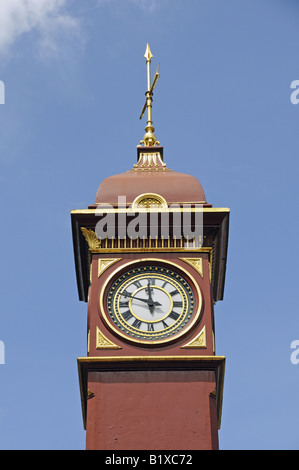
[88,234,204,252]
[96,327,122,350]
[79,224,213,256]
[72,208,230,215]
[90,247,211,254]
[92,201,207,205]
[78,354,225,363]
[181,326,206,349]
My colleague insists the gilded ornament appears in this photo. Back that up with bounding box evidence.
[133,152,166,171]
[181,326,206,349]
[96,327,121,349]
[179,258,203,277]
[98,258,121,277]
[81,227,101,250]
[132,192,167,209]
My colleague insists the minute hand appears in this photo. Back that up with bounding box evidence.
[121,292,161,306]
[146,281,155,314]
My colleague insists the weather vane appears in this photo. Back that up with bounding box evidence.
[139,43,160,147]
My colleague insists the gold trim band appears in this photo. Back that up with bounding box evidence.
[71,207,230,215]
[78,355,225,363]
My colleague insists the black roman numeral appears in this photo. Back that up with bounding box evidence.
[122,310,133,321]
[173,301,183,308]
[170,289,179,296]
[122,290,131,298]
[132,319,142,329]
[119,300,129,308]
[133,280,142,288]
[168,311,180,320]
[147,323,155,331]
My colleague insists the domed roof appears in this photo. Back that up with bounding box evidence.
[92,147,207,207]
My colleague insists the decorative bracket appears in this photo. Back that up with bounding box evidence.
[96,327,122,350]
[81,227,101,250]
[181,326,206,349]
[98,258,121,277]
[179,258,203,278]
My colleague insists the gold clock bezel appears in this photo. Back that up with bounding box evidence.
[99,258,203,346]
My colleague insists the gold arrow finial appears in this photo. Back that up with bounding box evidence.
[144,43,153,61]
[139,43,160,147]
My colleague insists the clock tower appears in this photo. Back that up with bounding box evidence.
[71,45,229,450]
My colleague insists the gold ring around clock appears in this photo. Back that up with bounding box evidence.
[99,258,203,345]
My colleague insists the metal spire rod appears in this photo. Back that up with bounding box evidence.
[139,43,160,147]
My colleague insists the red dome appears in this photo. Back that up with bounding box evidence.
[93,148,207,207]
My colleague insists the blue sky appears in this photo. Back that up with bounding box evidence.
[0,0,299,450]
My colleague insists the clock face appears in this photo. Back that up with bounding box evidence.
[103,264,201,344]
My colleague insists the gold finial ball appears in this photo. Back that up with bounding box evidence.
[143,132,157,146]
[141,125,159,146]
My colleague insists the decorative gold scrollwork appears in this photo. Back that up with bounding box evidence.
[81,227,101,250]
